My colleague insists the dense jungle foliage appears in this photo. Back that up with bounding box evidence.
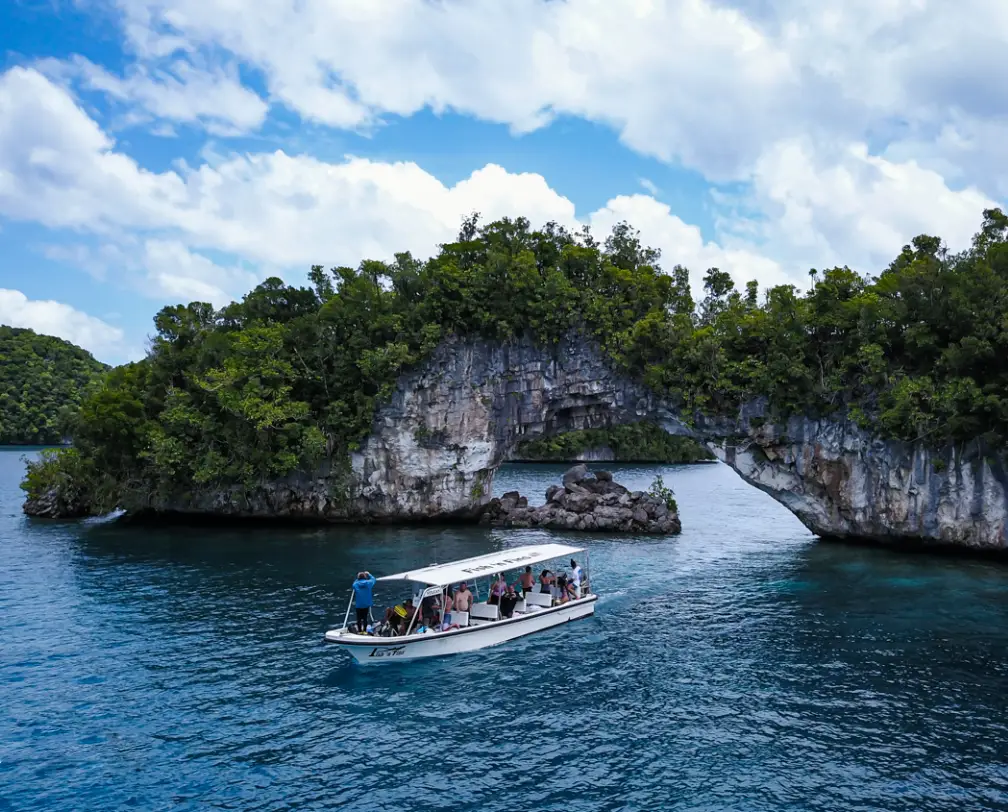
[0,327,107,445]
[21,208,1008,511]
[513,422,713,463]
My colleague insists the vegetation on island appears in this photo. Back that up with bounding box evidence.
[21,208,1008,514]
[647,475,678,514]
[513,421,714,463]
[0,326,108,445]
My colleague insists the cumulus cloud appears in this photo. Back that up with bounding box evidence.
[0,67,186,232]
[0,66,1000,315]
[63,56,269,135]
[109,0,794,178]
[140,240,260,306]
[98,0,1008,194]
[589,194,793,298]
[722,139,997,273]
[0,288,124,359]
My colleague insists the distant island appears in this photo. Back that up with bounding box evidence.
[17,209,1008,549]
[511,421,713,463]
[0,326,107,445]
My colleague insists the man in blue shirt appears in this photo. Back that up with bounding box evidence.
[352,571,376,633]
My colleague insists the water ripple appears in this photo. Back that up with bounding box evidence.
[2,454,1008,811]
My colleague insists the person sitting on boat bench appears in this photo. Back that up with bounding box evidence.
[454,582,474,613]
[515,566,535,596]
[385,598,418,634]
[352,570,376,632]
[384,604,405,634]
[555,575,570,604]
[421,593,440,627]
[499,585,519,618]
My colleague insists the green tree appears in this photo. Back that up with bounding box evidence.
[0,327,108,445]
[21,209,1008,514]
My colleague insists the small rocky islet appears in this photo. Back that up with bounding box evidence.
[479,463,681,534]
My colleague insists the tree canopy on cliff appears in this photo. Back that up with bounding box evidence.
[0,326,108,445]
[513,422,714,463]
[21,208,1008,512]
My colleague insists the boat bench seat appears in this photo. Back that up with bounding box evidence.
[468,602,500,625]
[524,591,553,609]
[445,610,469,628]
[512,598,527,614]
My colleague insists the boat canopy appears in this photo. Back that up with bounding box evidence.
[375,543,585,587]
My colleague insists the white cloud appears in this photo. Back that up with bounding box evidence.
[65,57,268,135]
[102,0,1008,194]
[589,194,792,298]
[141,240,260,306]
[721,139,997,273]
[40,238,262,307]
[109,0,794,179]
[0,68,578,266]
[0,67,186,232]
[0,288,124,358]
[638,178,660,196]
[0,65,1000,316]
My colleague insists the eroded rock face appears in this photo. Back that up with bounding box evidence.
[479,465,681,534]
[347,334,690,519]
[715,414,1008,551]
[23,487,91,520]
[116,333,689,522]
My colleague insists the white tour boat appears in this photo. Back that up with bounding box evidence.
[324,542,596,664]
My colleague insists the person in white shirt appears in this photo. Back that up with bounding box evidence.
[570,558,582,599]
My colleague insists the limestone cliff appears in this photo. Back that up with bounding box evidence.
[80,334,689,522]
[714,411,1008,551]
[25,331,1008,553]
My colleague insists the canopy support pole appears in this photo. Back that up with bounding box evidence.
[341,590,354,631]
[404,613,418,636]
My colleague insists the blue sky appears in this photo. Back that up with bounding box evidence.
[1,0,1005,363]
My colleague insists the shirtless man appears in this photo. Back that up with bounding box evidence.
[515,566,536,596]
[454,581,474,613]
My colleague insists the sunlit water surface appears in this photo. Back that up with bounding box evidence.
[1,450,1007,811]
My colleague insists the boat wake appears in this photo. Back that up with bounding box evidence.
[83,509,126,525]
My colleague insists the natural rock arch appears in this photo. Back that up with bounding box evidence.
[148,332,1008,550]
[353,333,1008,549]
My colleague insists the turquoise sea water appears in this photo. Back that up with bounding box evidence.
[2,449,1007,811]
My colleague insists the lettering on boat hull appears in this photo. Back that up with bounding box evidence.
[369,646,406,658]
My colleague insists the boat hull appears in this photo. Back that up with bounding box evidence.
[325,595,597,664]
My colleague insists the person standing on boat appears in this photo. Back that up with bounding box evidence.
[352,571,376,632]
[516,566,535,596]
[570,559,583,599]
[454,582,474,613]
